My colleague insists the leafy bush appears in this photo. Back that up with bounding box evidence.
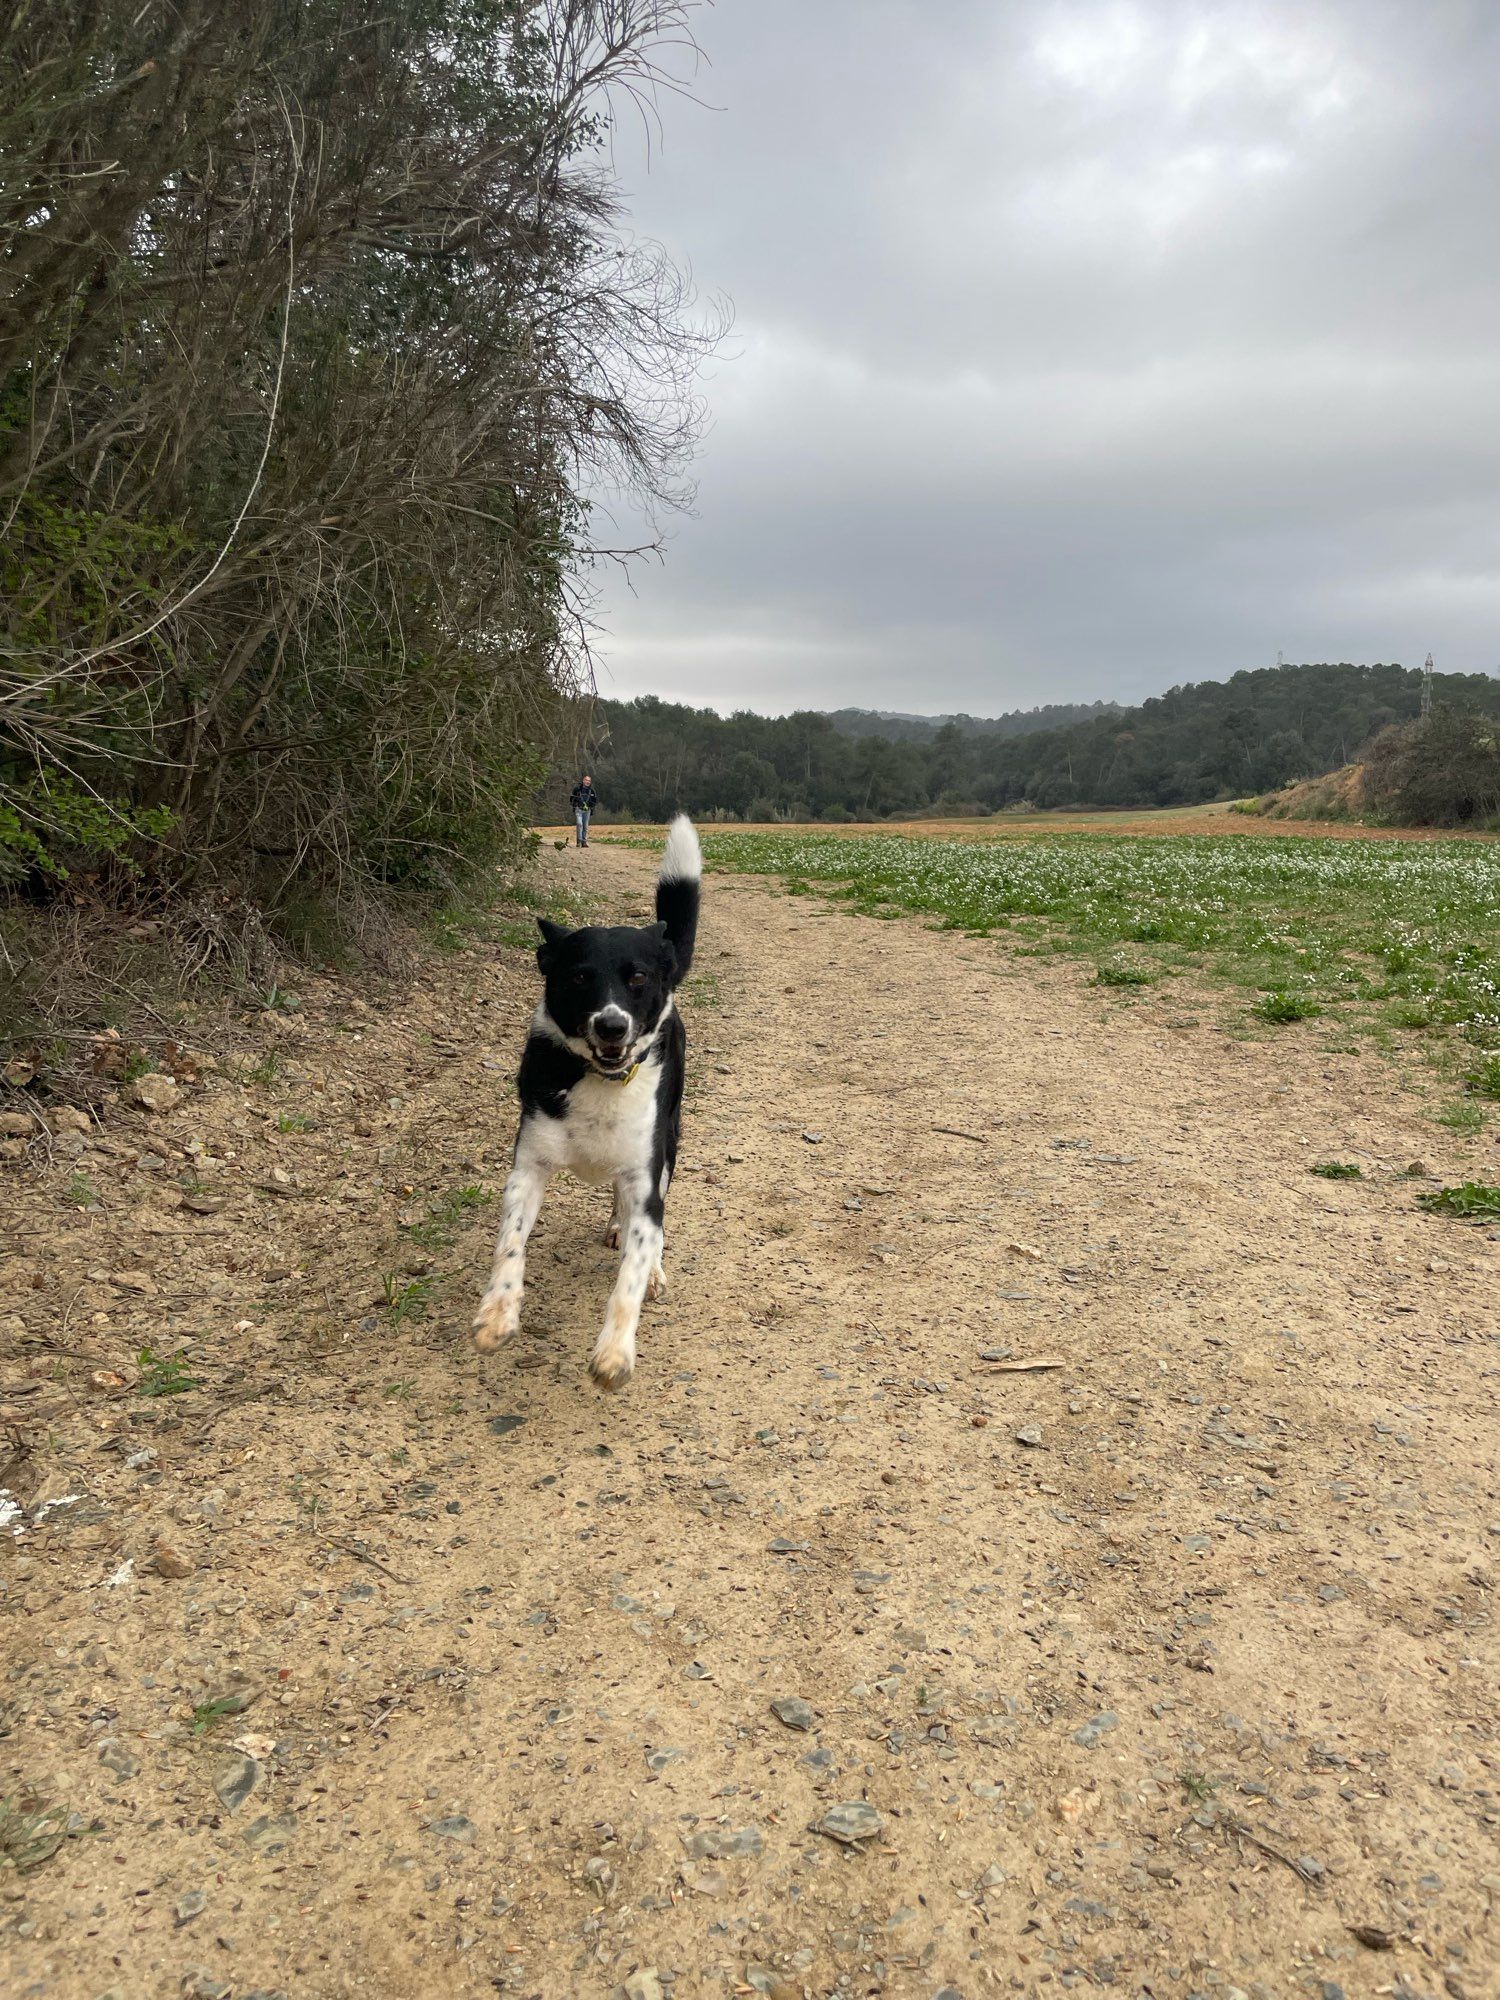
[1,2,715,918]
[0,775,174,885]
[1363,708,1500,826]
[1417,1182,1500,1219]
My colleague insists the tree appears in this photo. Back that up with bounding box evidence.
[0,1,721,904]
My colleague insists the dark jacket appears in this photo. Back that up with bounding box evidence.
[569,783,598,813]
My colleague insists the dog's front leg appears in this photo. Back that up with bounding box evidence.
[473,1146,550,1351]
[589,1170,663,1390]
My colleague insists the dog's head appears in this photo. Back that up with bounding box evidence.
[536,919,678,1076]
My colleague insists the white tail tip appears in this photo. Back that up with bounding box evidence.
[659,814,701,883]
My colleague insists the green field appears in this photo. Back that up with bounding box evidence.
[698,829,1500,1118]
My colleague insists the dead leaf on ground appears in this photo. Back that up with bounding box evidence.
[975,1356,1065,1372]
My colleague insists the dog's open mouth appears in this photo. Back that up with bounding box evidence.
[589,1048,634,1077]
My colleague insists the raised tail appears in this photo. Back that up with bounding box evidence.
[656,813,701,983]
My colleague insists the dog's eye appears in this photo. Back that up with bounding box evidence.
[571,970,588,987]
[626,972,646,990]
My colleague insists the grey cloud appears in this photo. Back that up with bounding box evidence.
[591,0,1500,713]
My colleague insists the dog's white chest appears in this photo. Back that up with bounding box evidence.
[537,1068,658,1184]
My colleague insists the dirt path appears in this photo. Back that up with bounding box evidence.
[3,842,1497,2000]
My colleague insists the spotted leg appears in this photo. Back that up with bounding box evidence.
[590,1169,665,1390]
[473,1147,550,1351]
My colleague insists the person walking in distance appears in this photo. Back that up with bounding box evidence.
[569,773,598,847]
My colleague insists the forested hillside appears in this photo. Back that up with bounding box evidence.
[0,1,711,929]
[825,702,1119,742]
[580,663,1500,820]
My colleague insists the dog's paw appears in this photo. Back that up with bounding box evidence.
[646,1260,667,1301]
[588,1338,635,1391]
[602,1220,621,1250]
[472,1297,519,1352]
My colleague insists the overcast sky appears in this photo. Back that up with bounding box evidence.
[589,0,1500,717]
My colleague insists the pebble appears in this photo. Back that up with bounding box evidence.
[98,1738,140,1779]
[430,1814,477,1842]
[646,1746,684,1772]
[816,1801,885,1844]
[130,1072,183,1113]
[802,1130,824,1144]
[624,1973,665,2000]
[1073,1711,1119,1749]
[771,1696,815,1731]
[682,1825,763,1860]
[488,1414,524,1436]
[174,1888,208,1927]
[1014,1426,1045,1448]
[242,1814,296,1855]
[214,1755,262,1814]
[149,1542,195,1580]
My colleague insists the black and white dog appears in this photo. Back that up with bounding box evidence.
[473,816,701,1388]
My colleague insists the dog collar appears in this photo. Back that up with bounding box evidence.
[593,1059,641,1086]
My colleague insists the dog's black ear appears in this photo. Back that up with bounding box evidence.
[648,921,678,977]
[536,916,570,972]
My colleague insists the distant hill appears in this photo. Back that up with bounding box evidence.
[825,701,1120,742]
[575,664,1500,821]
[971,661,1500,811]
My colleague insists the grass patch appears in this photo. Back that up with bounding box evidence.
[403,1183,492,1251]
[690,828,1499,1088]
[1094,961,1154,987]
[1436,1099,1486,1136]
[190,1695,252,1736]
[136,1346,199,1397]
[1310,1161,1362,1179]
[1416,1181,1500,1220]
[63,1170,98,1209]
[276,1110,314,1133]
[1254,990,1321,1024]
[382,1274,433,1323]
[684,969,723,1010]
